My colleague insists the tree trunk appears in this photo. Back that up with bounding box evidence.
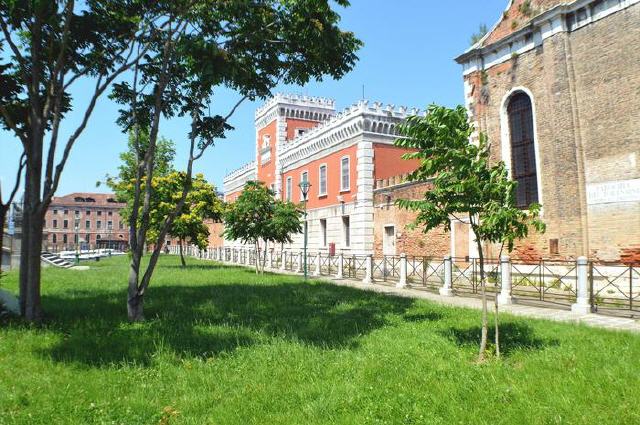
[127,253,144,321]
[475,235,488,363]
[254,241,260,274]
[179,239,186,267]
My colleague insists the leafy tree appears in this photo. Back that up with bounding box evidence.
[146,172,223,267]
[395,105,545,362]
[0,1,157,320]
[109,0,361,320]
[223,181,302,274]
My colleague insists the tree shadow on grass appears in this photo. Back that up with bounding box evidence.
[441,322,560,356]
[28,273,416,367]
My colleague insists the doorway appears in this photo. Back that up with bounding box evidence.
[383,225,396,256]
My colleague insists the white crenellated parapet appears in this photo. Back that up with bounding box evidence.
[278,100,423,173]
[223,160,257,195]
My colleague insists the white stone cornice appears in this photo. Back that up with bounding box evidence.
[457,0,640,74]
[223,160,257,194]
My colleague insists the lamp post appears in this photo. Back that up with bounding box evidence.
[298,180,311,280]
[107,222,113,256]
[74,214,81,265]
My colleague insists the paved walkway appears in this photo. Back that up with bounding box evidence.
[261,266,640,333]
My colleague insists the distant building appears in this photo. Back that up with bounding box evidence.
[43,193,129,251]
[455,0,640,262]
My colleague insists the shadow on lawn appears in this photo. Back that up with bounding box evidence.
[442,322,560,356]
[32,269,418,366]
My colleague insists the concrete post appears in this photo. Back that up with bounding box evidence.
[298,251,304,273]
[440,255,454,296]
[280,251,286,271]
[572,256,591,314]
[363,254,373,284]
[397,254,408,288]
[269,249,274,269]
[314,252,322,276]
[497,255,513,305]
[337,253,344,279]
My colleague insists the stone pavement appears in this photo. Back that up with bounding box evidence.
[266,267,640,334]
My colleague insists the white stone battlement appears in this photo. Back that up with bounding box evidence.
[255,93,336,120]
[223,160,256,184]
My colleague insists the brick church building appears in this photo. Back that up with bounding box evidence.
[455,0,640,263]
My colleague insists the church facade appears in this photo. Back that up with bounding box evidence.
[455,0,640,263]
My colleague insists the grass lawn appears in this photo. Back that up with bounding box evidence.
[1,255,639,425]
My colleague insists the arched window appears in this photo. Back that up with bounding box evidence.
[507,92,538,208]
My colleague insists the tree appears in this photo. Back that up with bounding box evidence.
[147,172,223,267]
[223,181,302,274]
[0,1,158,320]
[395,105,545,362]
[109,0,361,321]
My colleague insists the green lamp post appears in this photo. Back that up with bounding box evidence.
[298,180,311,280]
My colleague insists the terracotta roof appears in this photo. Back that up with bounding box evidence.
[478,0,569,48]
[50,192,126,207]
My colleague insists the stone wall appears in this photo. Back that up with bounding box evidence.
[463,3,640,262]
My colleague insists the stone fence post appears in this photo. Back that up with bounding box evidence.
[397,254,408,288]
[298,251,304,273]
[314,252,322,276]
[497,255,513,305]
[440,255,453,296]
[337,253,344,279]
[363,254,373,284]
[572,256,591,314]
[280,251,286,271]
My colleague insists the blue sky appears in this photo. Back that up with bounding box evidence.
[0,0,506,196]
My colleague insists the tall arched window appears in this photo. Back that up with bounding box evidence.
[508,92,538,208]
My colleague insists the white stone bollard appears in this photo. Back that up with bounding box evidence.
[497,255,513,305]
[269,250,274,269]
[397,254,408,288]
[363,254,373,284]
[337,253,344,279]
[298,251,304,273]
[280,251,286,271]
[440,255,454,296]
[314,252,322,276]
[572,256,592,314]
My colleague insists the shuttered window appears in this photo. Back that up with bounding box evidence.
[508,92,539,208]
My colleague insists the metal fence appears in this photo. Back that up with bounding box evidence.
[178,246,640,318]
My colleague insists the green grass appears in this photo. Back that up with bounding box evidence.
[1,255,639,425]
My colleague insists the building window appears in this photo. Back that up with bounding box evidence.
[97,211,102,216]
[300,171,309,201]
[96,235,101,240]
[85,234,90,243]
[74,210,79,217]
[85,220,90,229]
[108,211,112,216]
[319,164,327,196]
[53,209,58,215]
[107,221,113,229]
[97,220,102,230]
[63,209,68,215]
[86,210,91,216]
[286,176,293,202]
[342,216,350,247]
[63,234,68,244]
[340,156,350,192]
[74,234,79,244]
[320,219,327,247]
[52,234,57,244]
[119,221,124,230]
[53,219,58,228]
[508,92,538,208]
[296,128,307,137]
[63,219,68,229]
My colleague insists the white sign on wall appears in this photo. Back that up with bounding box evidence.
[586,178,640,205]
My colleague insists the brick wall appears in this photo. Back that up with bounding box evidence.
[373,181,450,258]
[463,3,640,262]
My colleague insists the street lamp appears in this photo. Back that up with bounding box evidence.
[107,222,113,256]
[298,180,311,280]
[74,214,81,265]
